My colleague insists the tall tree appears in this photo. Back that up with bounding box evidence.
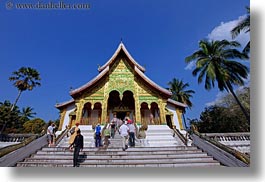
[1,67,41,133]
[167,78,195,109]
[231,6,250,54]
[9,67,41,111]
[185,39,250,124]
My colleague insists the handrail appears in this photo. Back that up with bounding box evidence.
[172,127,188,146]
[0,135,39,157]
[0,133,37,142]
[202,132,250,137]
[192,129,250,166]
[0,134,48,166]
[203,132,250,143]
[55,129,68,146]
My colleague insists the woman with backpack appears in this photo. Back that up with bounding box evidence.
[68,123,80,146]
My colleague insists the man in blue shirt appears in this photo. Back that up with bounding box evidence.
[95,124,102,147]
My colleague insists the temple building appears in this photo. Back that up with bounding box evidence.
[56,42,187,130]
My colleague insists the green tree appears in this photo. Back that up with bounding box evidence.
[0,101,21,133]
[218,87,250,114]
[185,39,250,124]
[167,78,195,109]
[193,105,249,133]
[231,7,250,54]
[9,67,41,111]
[190,87,250,133]
[1,67,41,133]
[23,118,46,134]
[21,106,36,122]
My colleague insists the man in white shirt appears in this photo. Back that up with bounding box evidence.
[47,123,56,147]
[119,120,129,151]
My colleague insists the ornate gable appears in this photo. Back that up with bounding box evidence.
[69,42,171,99]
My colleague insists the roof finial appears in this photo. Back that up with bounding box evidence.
[120,37,123,43]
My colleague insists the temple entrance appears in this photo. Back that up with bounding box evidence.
[108,90,135,121]
[116,112,126,121]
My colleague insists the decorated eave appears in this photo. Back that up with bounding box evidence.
[70,66,109,98]
[134,67,172,97]
[69,42,172,98]
[167,98,188,108]
[55,99,75,109]
[98,42,145,73]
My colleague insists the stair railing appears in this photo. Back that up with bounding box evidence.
[172,126,189,146]
[0,134,48,167]
[55,128,69,146]
[190,125,250,167]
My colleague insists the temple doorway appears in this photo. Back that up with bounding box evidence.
[108,90,135,121]
[116,112,126,121]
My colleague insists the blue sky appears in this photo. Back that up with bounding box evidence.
[0,0,250,123]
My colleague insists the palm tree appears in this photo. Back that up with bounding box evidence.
[9,67,41,111]
[0,100,21,133]
[167,78,195,129]
[21,106,36,122]
[0,67,41,133]
[231,6,250,54]
[167,78,195,109]
[185,39,250,124]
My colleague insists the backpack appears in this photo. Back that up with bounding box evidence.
[69,127,76,135]
[104,128,110,136]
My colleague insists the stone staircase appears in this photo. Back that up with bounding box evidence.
[16,125,221,167]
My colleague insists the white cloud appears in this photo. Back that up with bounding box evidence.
[205,74,250,107]
[237,74,251,92]
[205,92,227,107]
[185,61,196,70]
[207,15,250,48]
[185,15,250,71]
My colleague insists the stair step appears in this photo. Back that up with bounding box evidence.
[31,152,208,158]
[23,157,216,164]
[17,162,220,167]
[36,149,202,155]
[41,146,197,151]
[17,157,219,167]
